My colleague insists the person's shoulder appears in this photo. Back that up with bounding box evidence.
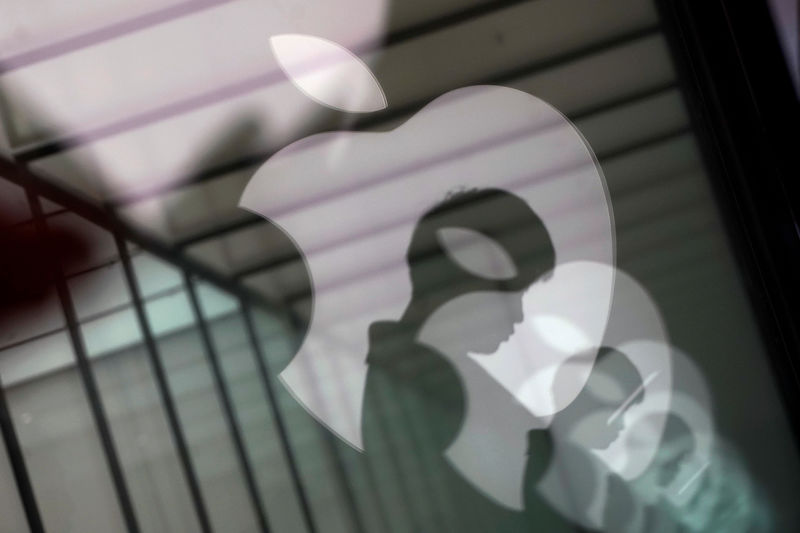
[366,320,451,373]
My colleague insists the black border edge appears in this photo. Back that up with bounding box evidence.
[655,0,800,442]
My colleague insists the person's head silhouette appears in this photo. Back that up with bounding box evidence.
[548,347,645,450]
[407,188,555,356]
[626,413,697,497]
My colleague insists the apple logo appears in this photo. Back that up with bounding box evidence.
[241,34,619,508]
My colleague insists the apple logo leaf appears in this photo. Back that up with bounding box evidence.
[270,33,387,113]
[437,227,518,280]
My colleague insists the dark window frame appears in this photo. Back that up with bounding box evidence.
[657,0,800,440]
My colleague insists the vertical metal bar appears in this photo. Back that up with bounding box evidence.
[307,418,367,533]
[24,190,141,533]
[183,274,272,533]
[239,303,319,533]
[113,235,214,533]
[0,379,46,533]
[254,307,368,533]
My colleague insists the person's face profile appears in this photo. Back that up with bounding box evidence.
[418,289,527,357]
[551,348,644,451]
[410,188,555,357]
[631,414,697,491]
[567,399,634,451]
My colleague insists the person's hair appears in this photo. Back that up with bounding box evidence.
[404,188,555,309]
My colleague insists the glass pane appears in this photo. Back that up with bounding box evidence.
[90,341,202,533]
[143,287,261,533]
[194,282,308,532]
[249,308,369,533]
[0,405,31,533]
[1,332,127,533]
[0,0,798,531]
[69,251,202,533]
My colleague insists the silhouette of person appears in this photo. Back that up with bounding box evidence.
[602,414,696,533]
[526,347,646,531]
[360,188,560,532]
[610,417,771,533]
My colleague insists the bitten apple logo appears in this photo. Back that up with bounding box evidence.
[240,34,628,509]
[237,36,751,529]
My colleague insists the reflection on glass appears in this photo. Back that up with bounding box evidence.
[0,394,31,533]
[194,282,308,533]
[90,340,202,533]
[4,366,128,532]
[145,289,262,533]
